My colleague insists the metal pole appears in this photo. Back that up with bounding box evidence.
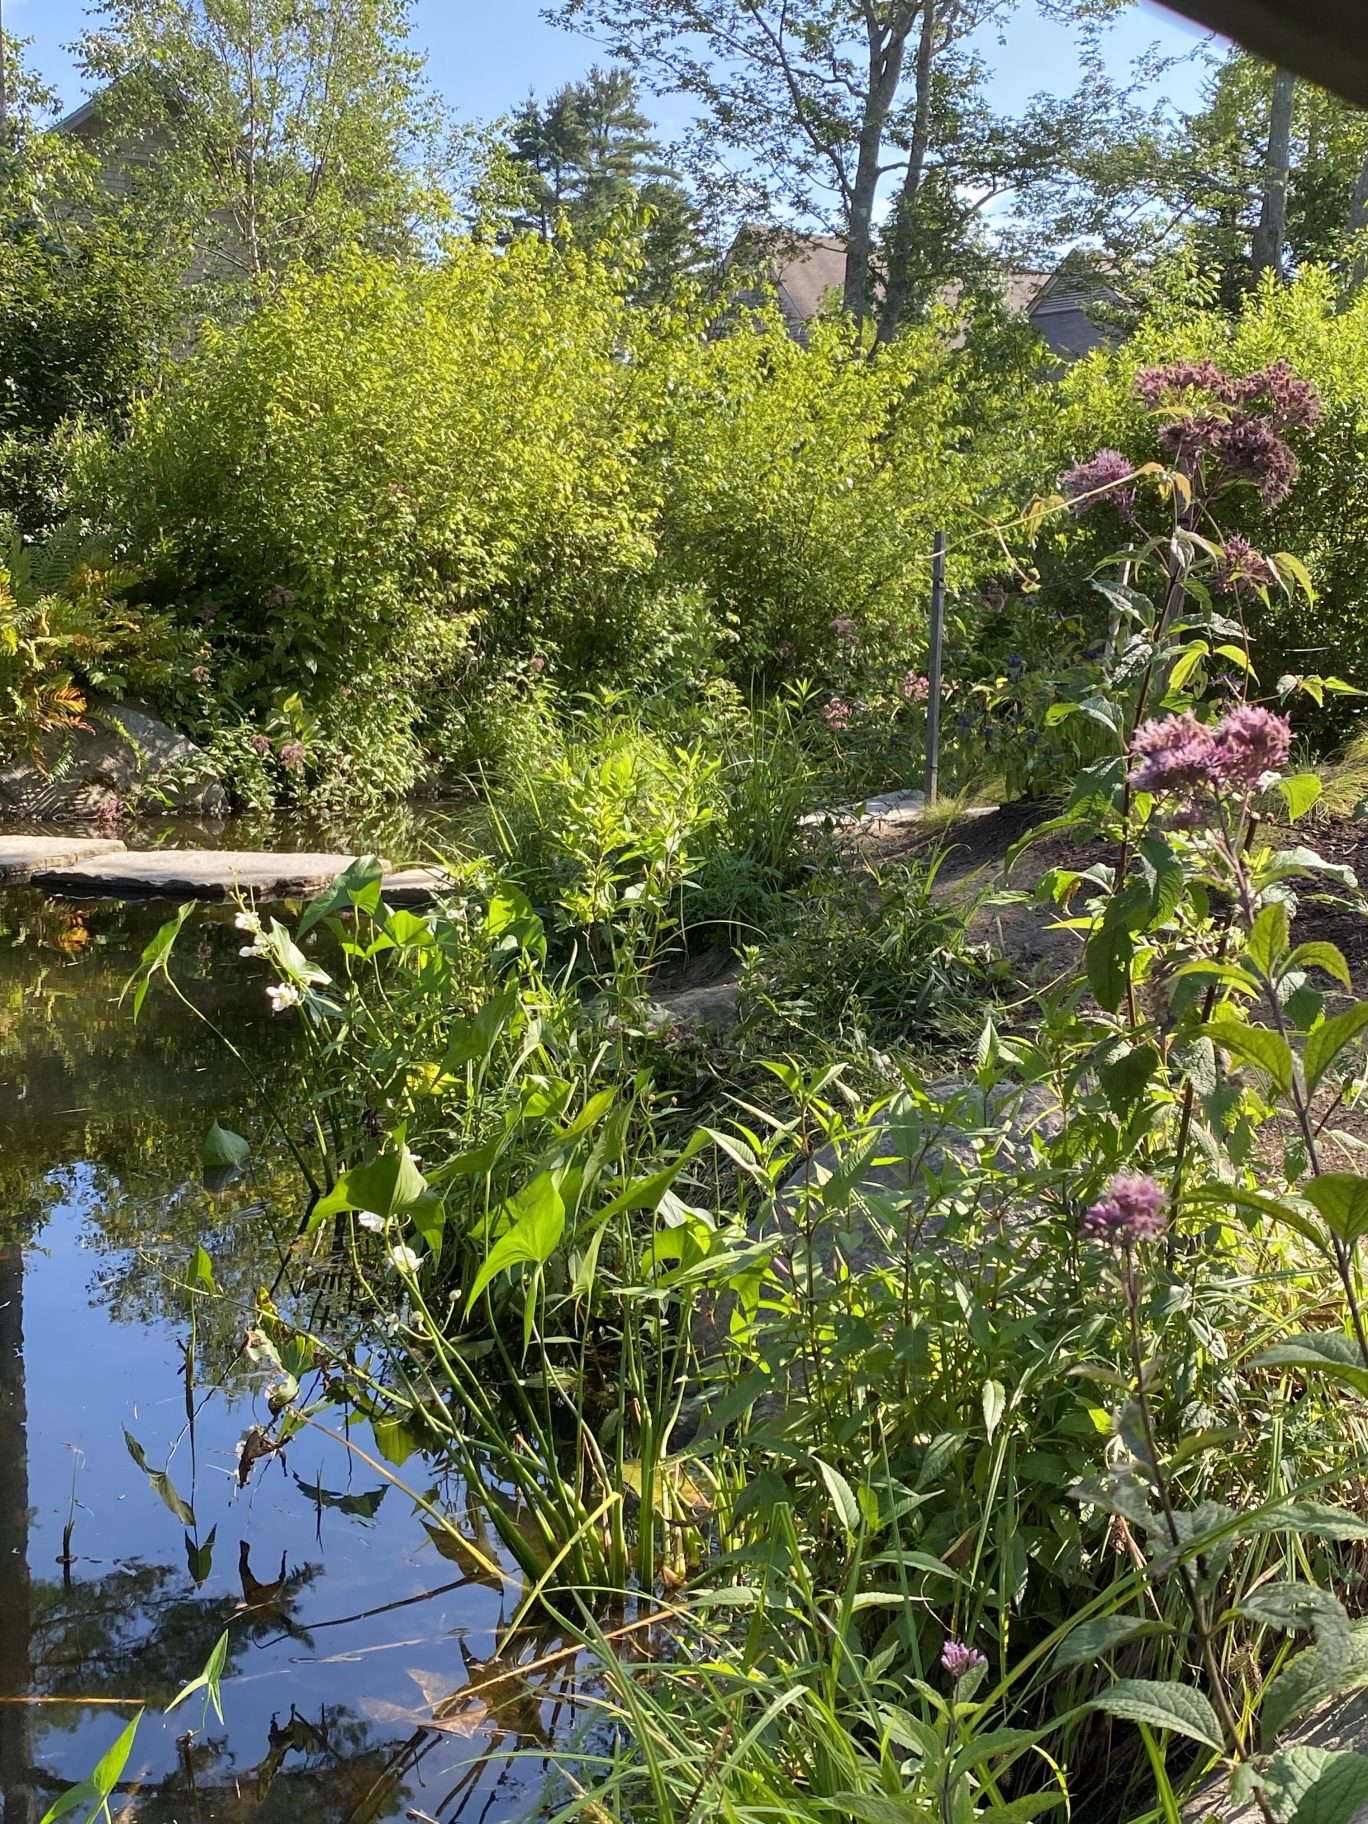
[0,0,8,146]
[925,528,946,803]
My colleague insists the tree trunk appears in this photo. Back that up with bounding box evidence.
[0,1242,35,1824]
[877,1,939,341]
[842,7,917,323]
[1251,67,1295,281]
[1347,147,1368,289]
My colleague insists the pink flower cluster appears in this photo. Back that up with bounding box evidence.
[1130,705,1291,796]
[1081,1172,1168,1246]
[1059,448,1136,519]
[1211,535,1275,597]
[824,697,853,731]
[829,616,857,646]
[1134,357,1321,507]
[941,1639,987,1681]
[279,741,308,772]
[902,671,930,702]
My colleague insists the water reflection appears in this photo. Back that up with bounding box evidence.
[0,892,584,1822]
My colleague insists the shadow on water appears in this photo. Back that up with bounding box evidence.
[0,890,590,1823]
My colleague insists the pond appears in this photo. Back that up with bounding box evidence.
[0,876,591,1823]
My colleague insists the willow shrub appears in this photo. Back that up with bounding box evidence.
[71,236,995,802]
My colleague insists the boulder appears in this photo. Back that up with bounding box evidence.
[0,701,227,821]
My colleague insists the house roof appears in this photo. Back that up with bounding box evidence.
[771,235,849,322]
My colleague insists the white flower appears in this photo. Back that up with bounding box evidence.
[234,910,262,934]
[356,1210,385,1232]
[265,982,302,1012]
[388,1244,422,1275]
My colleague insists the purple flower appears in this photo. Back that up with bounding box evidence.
[902,671,930,703]
[1212,536,1275,597]
[941,1639,987,1681]
[1213,415,1299,507]
[248,732,271,755]
[1135,358,1231,408]
[824,697,853,731]
[1081,1172,1168,1245]
[829,616,857,646]
[1130,712,1220,795]
[279,741,307,771]
[1210,704,1291,786]
[1060,449,1135,519]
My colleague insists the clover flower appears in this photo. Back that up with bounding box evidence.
[1081,1172,1168,1245]
[1059,449,1135,518]
[941,1639,987,1681]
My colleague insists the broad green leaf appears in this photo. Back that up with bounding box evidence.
[1239,1582,1351,1649]
[982,1378,1006,1442]
[1253,1332,1368,1397]
[39,1713,143,1821]
[1278,774,1324,823]
[1260,1628,1368,1747]
[185,1525,216,1585]
[1089,1678,1224,1750]
[309,1145,427,1226]
[468,1171,566,1305]
[1262,1746,1368,1824]
[1100,1044,1159,1118]
[297,854,385,937]
[1087,923,1132,1014]
[1204,1018,1294,1092]
[124,1429,195,1527]
[1138,834,1185,928]
[1246,903,1289,980]
[1305,1004,1368,1089]
[1304,1175,1368,1244]
[1052,1615,1170,1671]
[201,1120,249,1171]
[1285,942,1352,990]
[814,1457,862,1537]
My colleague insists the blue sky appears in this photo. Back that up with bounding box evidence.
[9,0,1220,130]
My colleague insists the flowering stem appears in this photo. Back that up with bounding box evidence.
[1122,1255,1253,1770]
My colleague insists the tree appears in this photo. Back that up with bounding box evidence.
[74,0,454,281]
[549,0,1126,336]
[505,64,704,292]
[1059,49,1368,308]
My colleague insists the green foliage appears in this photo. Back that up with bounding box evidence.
[0,530,187,764]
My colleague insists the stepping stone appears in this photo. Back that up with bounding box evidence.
[378,867,452,908]
[0,835,127,884]
[33,849,390,901]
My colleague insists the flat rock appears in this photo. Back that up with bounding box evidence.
[0,836,127,883]
[34,850,389,901]
[0,700,227,819]
[378,867,452,908]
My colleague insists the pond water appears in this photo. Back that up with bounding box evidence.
[0,883,588,1823]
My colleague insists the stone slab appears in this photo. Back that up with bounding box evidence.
[0,836,127,883]
[34,850,390,901]
[377,867,453,908]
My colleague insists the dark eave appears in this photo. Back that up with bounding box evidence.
[1153,0,1368,109]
